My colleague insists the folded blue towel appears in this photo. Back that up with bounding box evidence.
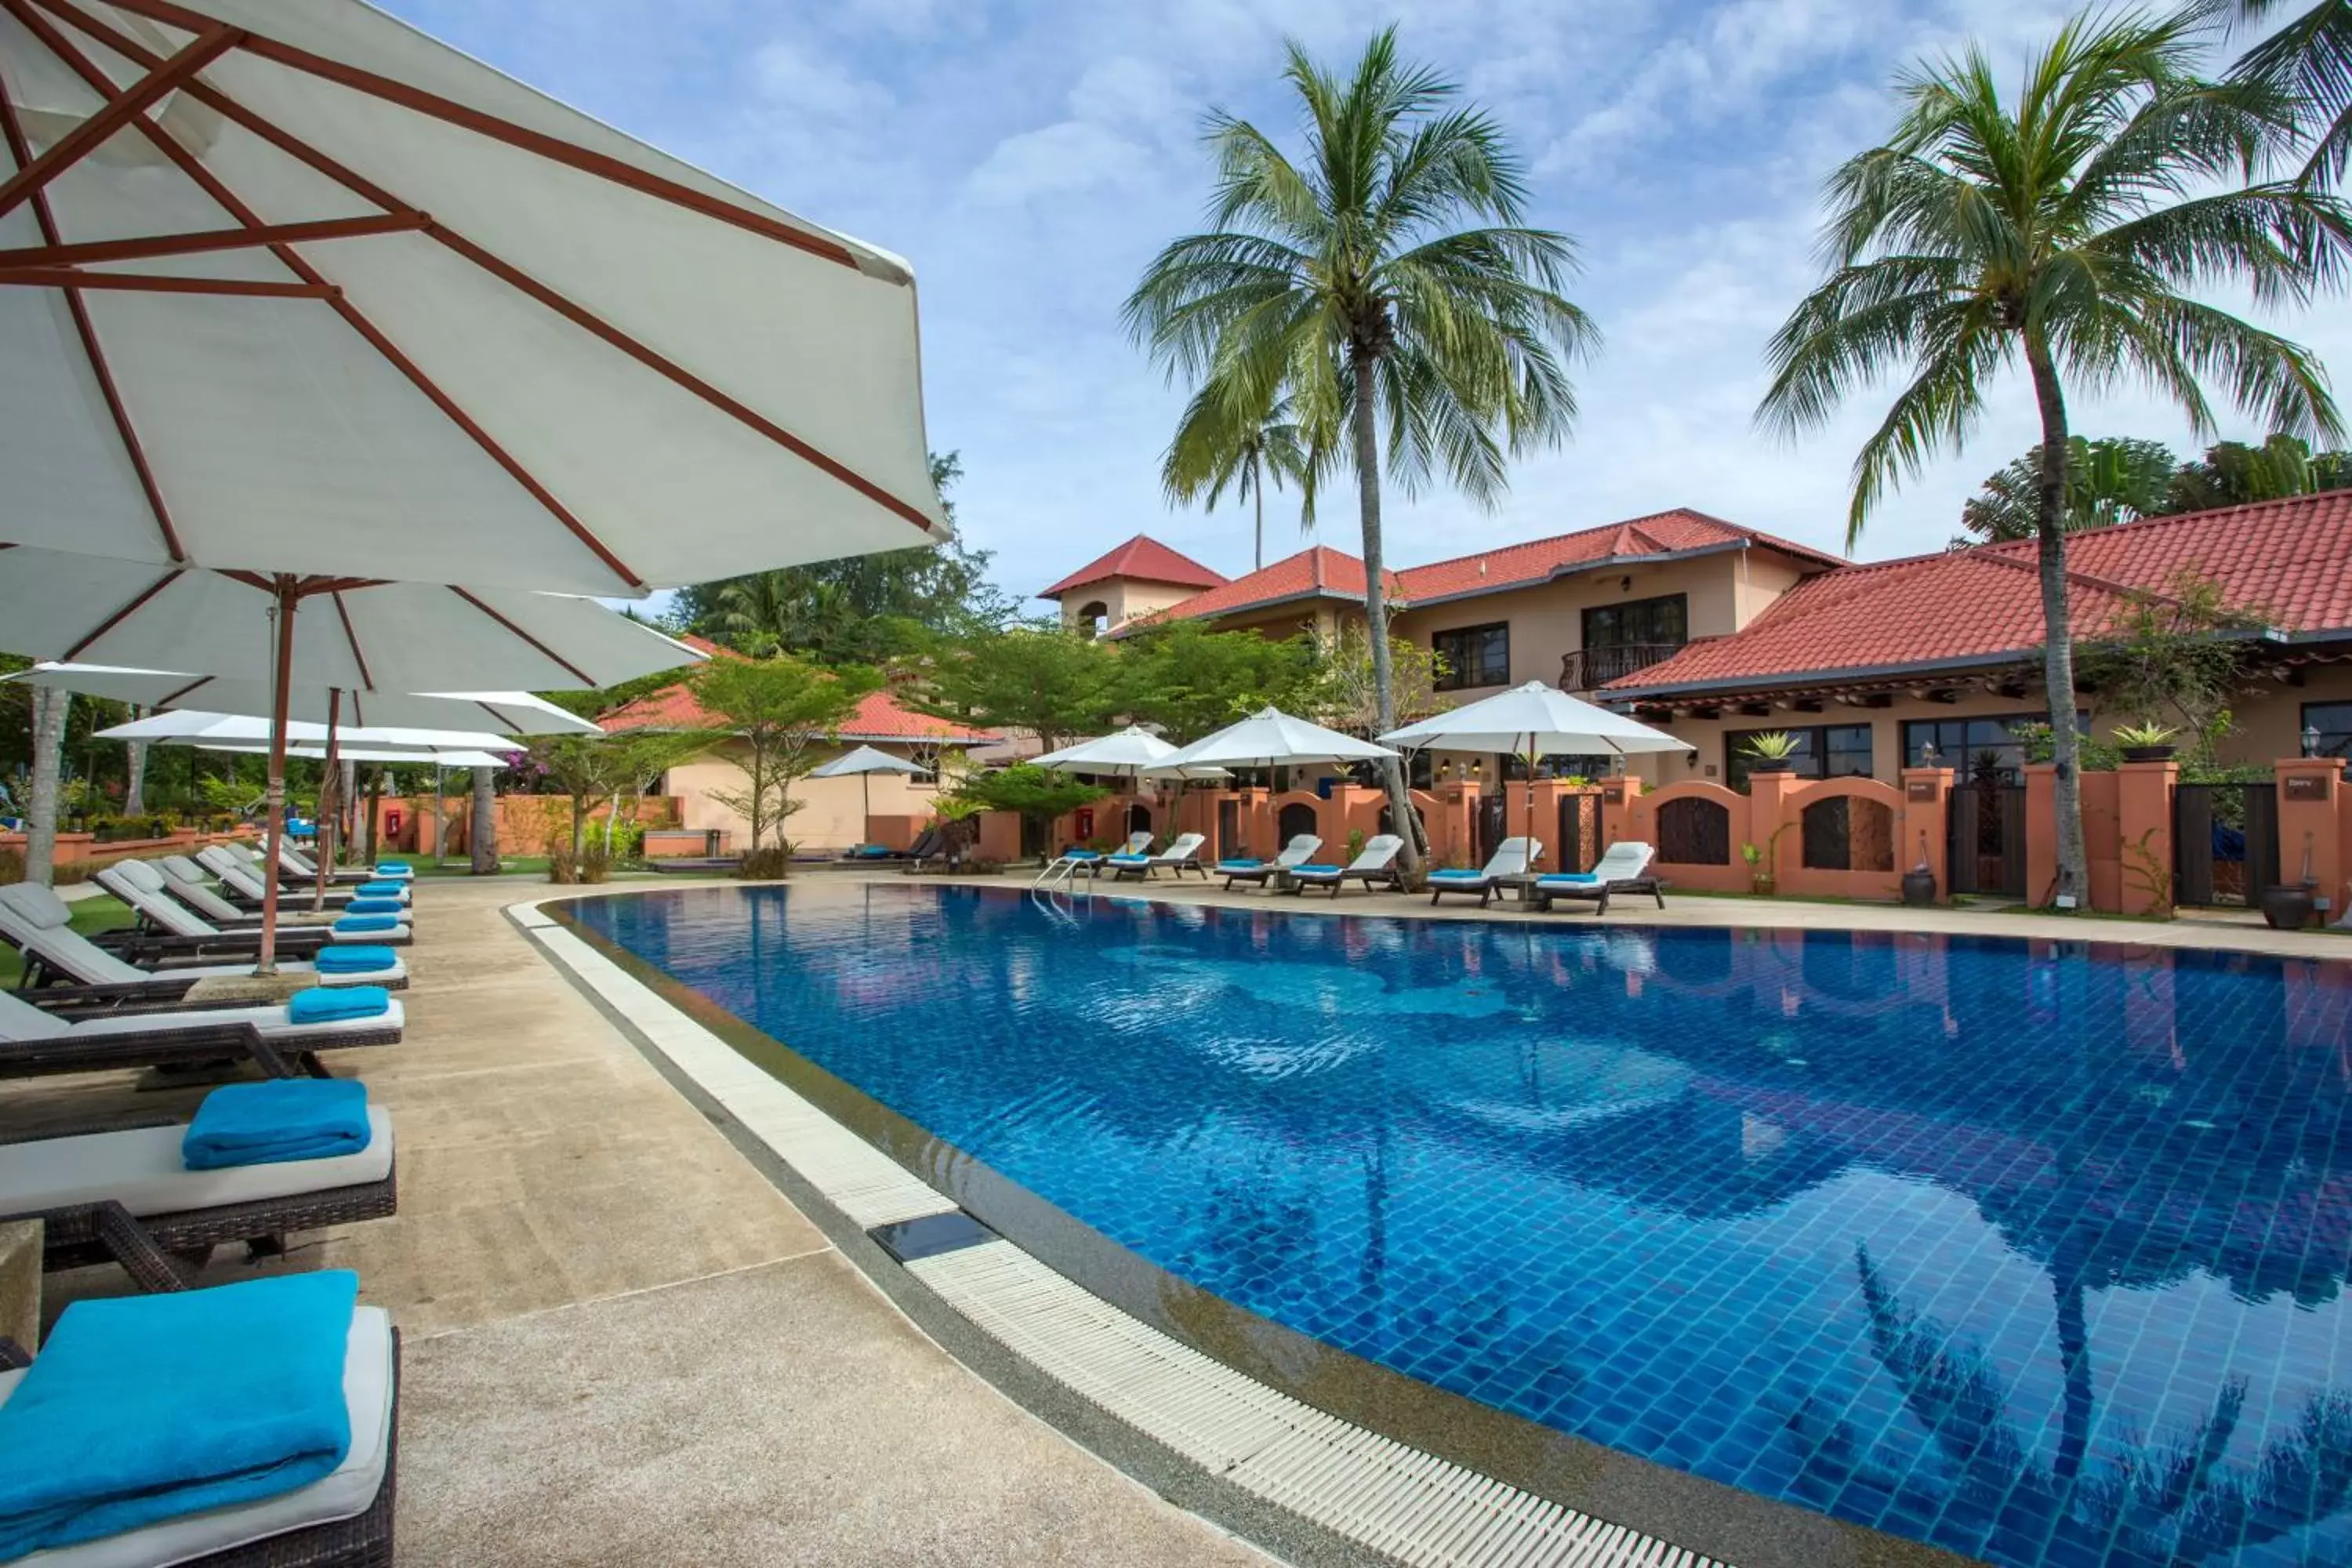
[1217,858,1263,870]
[343,898,405,915]
[312,945,396,975]
[288,983,391,1023]
[373,862,411,873]
[1291,864,1343,875]
[354,881,406,898]
[1105,854,1149,865]
[183,1079,372,1169]
[1537,872,1599,884]
[1062,851,1102,861]
[0,1271,358,1558]
[1427,869,1487,881]
[332,914,401,934]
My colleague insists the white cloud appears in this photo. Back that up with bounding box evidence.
[962,119,1153,207]
[748,39,893,119]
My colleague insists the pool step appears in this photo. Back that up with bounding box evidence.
[910,1240,1733,1568]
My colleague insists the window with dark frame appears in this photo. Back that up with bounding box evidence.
[1581,594,1688,649]
[1432,622,1511,691]
[2307,700,2352,758]
[1900,712,2086,785]
[1724,723,1873,789]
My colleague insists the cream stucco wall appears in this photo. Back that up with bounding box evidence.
[665,740,963,851]
[1058,577,1205,635]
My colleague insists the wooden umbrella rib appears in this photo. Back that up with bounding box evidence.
[328,590,374,690]
[23,0,946,547]
[15,0,648,595]
[156,674,212,707]
[62,568,179,659]
[0,212,430,268]
[78,0,862,270]
[0,23,239,220]
[0,73,183,561]
[447,586,592,687]
[0,267,334,296]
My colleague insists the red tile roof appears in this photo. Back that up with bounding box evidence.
[599,681,998,744]
[1039,534,1228,598]
[1131,510,1842,630]
[1606,489,2352,699]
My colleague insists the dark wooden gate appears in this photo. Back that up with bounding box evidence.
[2175,779,2278,906]
[1555,792,1601,873]
[1216,798,1242,862]
[1276,801,1319,847]
[1946,783,2026,897]
[1476,794,1506,862]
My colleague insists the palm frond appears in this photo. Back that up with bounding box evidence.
[2229,0,2352,187]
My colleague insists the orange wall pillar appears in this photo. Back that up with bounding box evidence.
[1601,775,1644,850]
[2276,757,2347,916]
[2114,760,2176,917]
[2024,764,2058,908]
[1745,771,1797,884]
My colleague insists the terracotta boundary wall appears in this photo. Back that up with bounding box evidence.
[1606,771,1954,902]
[0,825,260,877]
[361,794,683,858]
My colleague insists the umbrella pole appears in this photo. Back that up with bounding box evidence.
[314,690,339,913]
[862,774,872,844]
[257,575,298,976]
[434,763,445,867]
[1524,732,1537,872]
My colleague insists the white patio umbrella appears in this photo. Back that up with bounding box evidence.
[809,743,928,840]
[98,711,521,750]
[0,0,947,590]
[1035,726,1229,779]
[4,663,599,734]
[1156,707,1398,773]
[1380,681,1691,862]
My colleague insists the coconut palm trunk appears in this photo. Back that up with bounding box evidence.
[1352,352,1421,865]
[2026,336,2090,906]
[24,686,68,884]
[123,709,148,818]
[470,764,499,873]
[1251,447,1265,571]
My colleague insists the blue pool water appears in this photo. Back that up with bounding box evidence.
[572,884,2352,1568]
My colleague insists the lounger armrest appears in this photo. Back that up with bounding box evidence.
[10,978,200,1011]
[0,1336,27,1371]
[7,1017,301,1080]
[93,1201,197,1293]
[100,929,328,960]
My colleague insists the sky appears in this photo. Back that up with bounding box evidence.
[379,0,2350,612]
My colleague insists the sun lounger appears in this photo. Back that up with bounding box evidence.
[1426,837,1542,907]
[0,884,408,997]
[1532,841,1665,915]
[0,1094,397,1286]
[100,862,413,949]
[274,840,410,884]
[0,1272,401,1567]
[0,985,402,1082]
[196,846,408,911]
[1109,831,1207,880]
[1286,834,1406,896]
[1219,835,1323,891]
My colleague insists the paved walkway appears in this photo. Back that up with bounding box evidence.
[9,877,1269,1568]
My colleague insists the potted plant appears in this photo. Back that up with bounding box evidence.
[2113,720,2179,764]
[1901,831,1938,906]
[1740,840,1774,895]
[1741,731,1801,774]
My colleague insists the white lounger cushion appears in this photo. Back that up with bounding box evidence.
[0,1307,394,1568]
[0,1107,394,1218]
[0,990,404,1046]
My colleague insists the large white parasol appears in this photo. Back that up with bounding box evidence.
[1380,681,1690,860]
[0,0,947,590]
[808,743,928,842]
[1156,707,1398,773]
[4,662,600,733]
[1035,725,1230,780]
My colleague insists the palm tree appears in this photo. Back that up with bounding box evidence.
[1758,5,2345,909]
[1126,27,1596,866]
[1955,435,2179,543]
[1162,387,1319,570]
[2230,1,2352,187]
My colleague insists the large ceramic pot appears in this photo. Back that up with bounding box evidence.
[2262,883,2318,931]
[1748,759,1793,775]
[1902,867,1939,907]
[2120,745,2177,763]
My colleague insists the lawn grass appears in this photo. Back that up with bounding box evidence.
[0,891,136,988]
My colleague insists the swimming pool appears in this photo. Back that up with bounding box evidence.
[568,883,2352,1568]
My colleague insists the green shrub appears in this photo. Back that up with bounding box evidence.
[577,842,612,884]
[737,845,794,880]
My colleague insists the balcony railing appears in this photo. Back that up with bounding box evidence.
[1560,643,1683,692]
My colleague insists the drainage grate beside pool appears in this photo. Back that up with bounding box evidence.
[910,1241,1733,1568]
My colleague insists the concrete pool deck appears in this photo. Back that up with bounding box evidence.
[9,867,2346,1567]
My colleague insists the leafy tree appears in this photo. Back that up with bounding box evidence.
[670,453,1016,662]
[521,735,644,870]
[2229,0,2352,187]
[1162,387,1321,571]
[1112,620,1321,743]
[688,654,878,853]
[1307,618,1448,734]
[1758,5,2346,909]
[953,763,1106,848]
[2161,431,2352,512]
[1126,27,1597,869]
[2073,569,2270,758]
[897,624,1122,752]
[1957,437,2179,543]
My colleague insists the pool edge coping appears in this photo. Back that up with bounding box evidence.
[508,884,1978,1568]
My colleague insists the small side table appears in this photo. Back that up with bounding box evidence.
[1494,873,1543,906]
[0,1219,42,1353]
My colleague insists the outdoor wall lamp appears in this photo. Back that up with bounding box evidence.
[2303,721,2321,758]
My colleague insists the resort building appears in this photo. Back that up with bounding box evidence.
[1044,492,2352,787]
[599,651,997,853]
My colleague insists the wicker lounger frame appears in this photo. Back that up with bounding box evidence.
[2,1116,398,1290]
[1284,865,1404,897]
[2,1013,398,1081]
[0,1331,401,1568]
